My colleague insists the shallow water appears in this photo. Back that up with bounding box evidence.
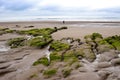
[81,58,96,71]
[118,54,120,58]
[45,46,51,62]
[0,41,10,52]
[92,54,101,65]
[69,22,120,27]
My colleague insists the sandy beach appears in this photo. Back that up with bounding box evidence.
[0,21,120,80]
[0,21,120,40]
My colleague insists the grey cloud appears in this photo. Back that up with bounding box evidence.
[0,0,34,11]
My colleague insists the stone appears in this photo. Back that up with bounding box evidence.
[0,68,16,75]
[118,74,120,80]
[98,51,118,62]
[98,70,111,80]
[79,67,87,72]
[97,62,111,68]
[106,73,118,80]
[67,72,100,80]
[0,64,11,69]
[111,58,120,66]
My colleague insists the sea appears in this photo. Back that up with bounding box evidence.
[0,16,120,22]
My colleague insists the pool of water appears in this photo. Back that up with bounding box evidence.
[0,41,10,52]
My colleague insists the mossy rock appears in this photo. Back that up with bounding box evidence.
[104,35,120,50]
[62,67,72,78]
[84,35,92,42]
[83,49,96,62]
[67,57,79,66]
[7,37,26,48]
[50,40,70,51]
[64,51,75,60]
[5,29,15,33]
[30,74,38,78]
[0,28,9,31]
[0,31,6,35]
[50,50,80,66]
[64,51,79,65]
[74,62,81,69]
[71,62,81,69]
[91,33,103,40]
[84,33,103,42]
[74,49,85,58]
[57,26,68,30]
[17,28,56,36]
[50,52,61,62]
[29,36,53,48]
[0,28,15,35]
[43,69,57,78]
[33,57,49,66]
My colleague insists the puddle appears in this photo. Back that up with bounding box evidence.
[81,54,101,71]
[45,46,51,62]
[92,54,101,65]
[0,41,10,52]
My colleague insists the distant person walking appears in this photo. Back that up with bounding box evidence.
[63,21,65,24]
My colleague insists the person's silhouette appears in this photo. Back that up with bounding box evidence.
[63,21,65,24]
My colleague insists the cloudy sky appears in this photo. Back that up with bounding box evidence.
[0,0,120,18]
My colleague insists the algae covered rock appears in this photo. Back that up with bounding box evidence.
[7,37,26,48]
[50,40,70,51]
[29,35,53,48]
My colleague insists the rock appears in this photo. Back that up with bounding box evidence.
[97,62,111,68]
[98,70,111,80]
[67,72,100,80]
[14,53,30,60]
[118,74,120,80]
[98,51,118,62]
[79,67,87,72]
[111,58,120,66]
[15,25,20,28]
[0,57,9,63]
[0,60,8,63]
[24,26,34,28]
[0,68,16,75]
[0,64,11,69]
[106,73,118,80]
[78,56,82,60]
[83,49,96,62]
[98,45,111,53]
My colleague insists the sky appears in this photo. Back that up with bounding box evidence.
[0,0,120,19]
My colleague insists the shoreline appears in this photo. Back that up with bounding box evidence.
[0,20,120,28]
[0,20,120,23]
